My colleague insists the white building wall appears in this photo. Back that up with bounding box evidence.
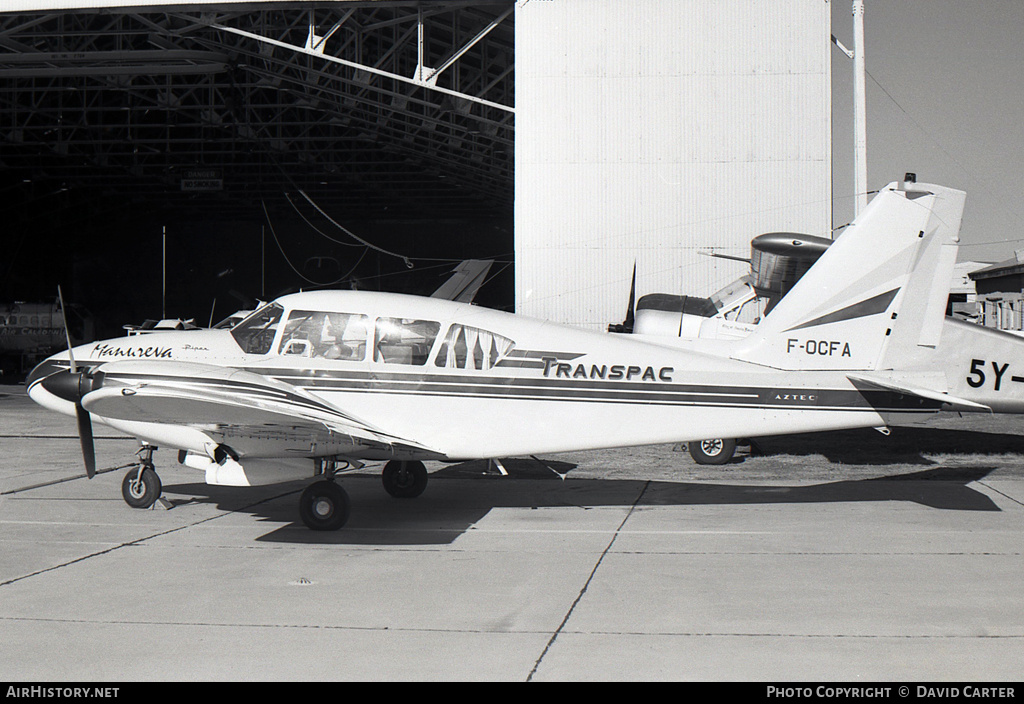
[515,0,831,328]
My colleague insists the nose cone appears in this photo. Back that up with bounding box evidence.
[26,357,104,406]
[26,358,78,416]
[26,359,65,393]
[39,368,82,404]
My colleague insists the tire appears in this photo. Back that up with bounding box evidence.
[299,480,351,531]
[122,466,162,508]
[688,438,737,465]
[382,460,428,498]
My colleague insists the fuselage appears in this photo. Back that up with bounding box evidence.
[28,290,955,461]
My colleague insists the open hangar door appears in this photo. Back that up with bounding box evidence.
[0,0,515,337]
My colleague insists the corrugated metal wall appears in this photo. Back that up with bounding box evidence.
[515,0,831,328]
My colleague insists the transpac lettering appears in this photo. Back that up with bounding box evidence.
[542,358,673,382]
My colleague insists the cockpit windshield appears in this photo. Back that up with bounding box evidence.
[230,302,284,354]
[708,276,754,314]
[708,276,764,324]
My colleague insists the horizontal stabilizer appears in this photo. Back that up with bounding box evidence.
[847,372,991,412]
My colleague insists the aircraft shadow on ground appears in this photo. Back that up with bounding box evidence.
[160,460,1002,546]
[749,426,1024,465]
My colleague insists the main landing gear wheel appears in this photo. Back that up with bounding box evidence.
[382,460,428,498]
[688,438,737,465]
[122,466,162,508]
[299,480,351,531]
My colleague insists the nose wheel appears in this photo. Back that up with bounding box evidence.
[121,446,162,508]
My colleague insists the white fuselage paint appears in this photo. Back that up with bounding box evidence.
[29,290,927,464]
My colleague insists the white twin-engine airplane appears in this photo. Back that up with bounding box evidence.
[27,179,1019,530]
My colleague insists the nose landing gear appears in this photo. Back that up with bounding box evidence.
[121,445,163,509]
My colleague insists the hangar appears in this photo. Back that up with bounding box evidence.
[0,0,829,336]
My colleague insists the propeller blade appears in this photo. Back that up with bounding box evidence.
[56,286,96,478]
[57,285,77,374]
[607,262,638,333]
[75,404,96,479]
[624,262,636,331]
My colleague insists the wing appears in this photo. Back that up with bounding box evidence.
[80,360,443,458]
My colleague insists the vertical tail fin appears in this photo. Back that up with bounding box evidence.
[732,180,966,371]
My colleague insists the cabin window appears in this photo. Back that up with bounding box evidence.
[278,310,369,360]
[434,324,514,370]
[373,318,440,365]
[230,303,284,355]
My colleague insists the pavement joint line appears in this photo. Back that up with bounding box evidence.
[0,435,132,439]
[0,486,304,589]
[1,614,1022,640]
[977,480,1024,509]
[2,614,1022,640]
[1,464,137,496]
[526,479,651,682]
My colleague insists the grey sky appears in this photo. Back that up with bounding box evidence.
[830,0,1024,263]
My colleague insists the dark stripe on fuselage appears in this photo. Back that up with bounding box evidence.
[98,370,363,423]
[505,349,584,360]
[66,362,939,417]
[254,366,940,413]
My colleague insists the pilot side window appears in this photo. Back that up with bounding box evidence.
[373,318,440,365]
[230,303,284,355]
[278,310,369,360]
[434,324,514,370]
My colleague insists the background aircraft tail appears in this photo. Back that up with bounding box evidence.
[732,178,966,371]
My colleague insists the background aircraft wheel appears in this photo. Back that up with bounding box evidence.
[688,438,737,465]
[299,480,350,531]
[121,466,162,508]
[382,460,428,498]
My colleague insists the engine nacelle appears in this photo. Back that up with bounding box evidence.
[180,452,313,487]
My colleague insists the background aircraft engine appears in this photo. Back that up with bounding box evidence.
[749,233,832,311]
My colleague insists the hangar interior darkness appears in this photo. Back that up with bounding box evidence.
[0,0,515,336]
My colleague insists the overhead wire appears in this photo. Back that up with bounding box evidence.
[298,189,414,269]
[261,198,368,287]
[865,67,1024,239]
[267,188,516,293]
[287,190,513,264]
[284,191,363,247]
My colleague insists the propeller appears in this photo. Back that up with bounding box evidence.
[607,262,637,333]
[40,287,100,478]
